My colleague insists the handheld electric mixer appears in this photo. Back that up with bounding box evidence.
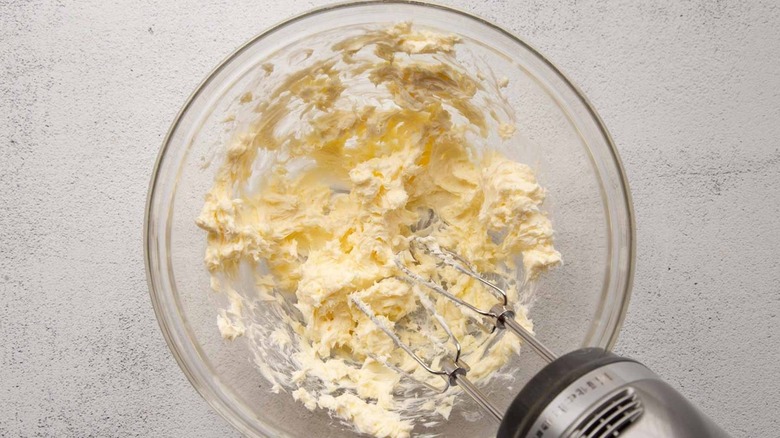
[352,236,729,438]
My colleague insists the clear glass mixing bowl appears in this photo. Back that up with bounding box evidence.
[145,2,635,437]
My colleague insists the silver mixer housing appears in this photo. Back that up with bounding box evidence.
[496,349,729,438]
[527,360,728,438]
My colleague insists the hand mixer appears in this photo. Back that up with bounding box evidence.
[352,236,730,438]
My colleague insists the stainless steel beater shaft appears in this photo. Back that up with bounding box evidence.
[490,305,557,363]
[441,358,504,422]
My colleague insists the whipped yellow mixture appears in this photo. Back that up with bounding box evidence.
[196,23,561,438]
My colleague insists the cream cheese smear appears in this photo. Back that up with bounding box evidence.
[196,23,561,438]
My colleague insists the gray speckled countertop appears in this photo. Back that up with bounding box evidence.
[2,0,779,436]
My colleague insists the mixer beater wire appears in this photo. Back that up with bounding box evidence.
[350,236,559,422]
[402,237,557,362]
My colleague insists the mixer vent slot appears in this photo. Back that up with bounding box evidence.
[570,388,643,438]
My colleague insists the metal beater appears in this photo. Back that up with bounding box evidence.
[352,236,730,438]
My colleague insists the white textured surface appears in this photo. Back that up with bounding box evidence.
[1,0,778,436]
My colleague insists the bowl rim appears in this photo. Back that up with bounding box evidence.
[144,1,636,435]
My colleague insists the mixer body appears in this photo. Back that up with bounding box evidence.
[386,241,729,437]
[497,349,729,438]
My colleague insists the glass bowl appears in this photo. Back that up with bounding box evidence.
[144,1,635,437]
